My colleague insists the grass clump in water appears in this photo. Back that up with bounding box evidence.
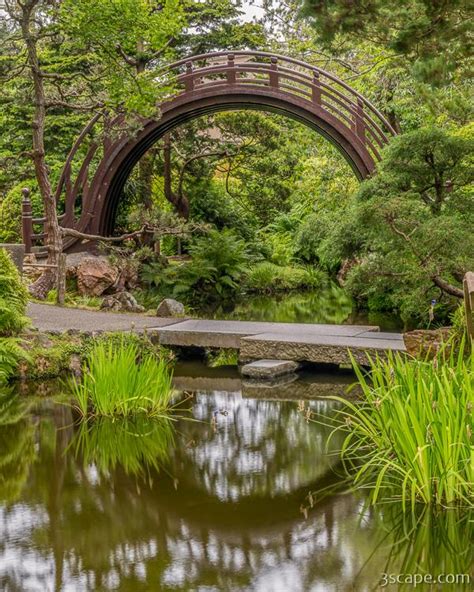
[72,338,174,418]
[332,342,474,509]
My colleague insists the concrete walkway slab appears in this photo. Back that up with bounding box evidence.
[27,303,405,365]
[156,319,379,348]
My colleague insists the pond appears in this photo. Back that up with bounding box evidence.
[1,365,471,591]
[194,284,404,332]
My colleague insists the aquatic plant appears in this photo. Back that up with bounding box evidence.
[207,348,239,367]
[331,342,474,508]
[71,338,174,417]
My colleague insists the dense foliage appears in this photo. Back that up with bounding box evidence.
[0,250,30,382]
[1,0,472,325]
[0,249,29,336]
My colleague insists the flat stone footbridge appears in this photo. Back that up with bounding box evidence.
[28,303,406,366]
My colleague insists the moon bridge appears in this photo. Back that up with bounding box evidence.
[21,50,396,253]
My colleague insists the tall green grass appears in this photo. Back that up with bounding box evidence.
[71,338,174,418]
[331,343,474,508]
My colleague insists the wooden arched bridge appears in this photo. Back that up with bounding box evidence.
[22,50,396,254]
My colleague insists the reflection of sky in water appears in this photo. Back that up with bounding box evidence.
[181,391,341,502]
[0,385,470,591]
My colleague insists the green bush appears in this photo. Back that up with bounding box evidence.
[245,261,325,293]
[331,343,474,508]
[0,249,29,336]
[0,181,42,243]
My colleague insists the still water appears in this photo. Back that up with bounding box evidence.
[0,367,472,591]
[198,286,404,332]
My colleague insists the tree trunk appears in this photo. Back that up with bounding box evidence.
[139,150,155,210]
[163,133,190,220]
[21,1,62,299]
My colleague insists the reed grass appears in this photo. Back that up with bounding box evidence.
[331,342,474,508]
[71,338,174,418]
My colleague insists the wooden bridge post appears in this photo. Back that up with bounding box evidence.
[312,71,321,105]
[269,56,279,88]
[227,53,236,84]
[355,98,366,143]
[56,253,67,306]
[463,272,474,339]
[21,188,33,253]
[185,61,194,92]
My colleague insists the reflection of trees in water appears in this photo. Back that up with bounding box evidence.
[173,391,343,501]
[0,390,36,504]
[208,285,353,325]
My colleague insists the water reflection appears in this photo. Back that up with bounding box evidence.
[0,377,472,591]
[73,416,175,477]
[0,389,36,504]
[372,505,474,591]
[200,285,404,331]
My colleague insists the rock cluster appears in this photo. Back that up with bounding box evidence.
[403,328,451,358]
[100,291,145,313]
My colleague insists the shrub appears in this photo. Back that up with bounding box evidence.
[71,338,174,418]
[0,181,42,243]
[331,343,474,508]
[0,249,29,335]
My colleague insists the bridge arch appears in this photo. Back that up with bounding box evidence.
[31,51,396,252]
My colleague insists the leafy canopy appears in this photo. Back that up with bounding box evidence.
[299,0,472,84]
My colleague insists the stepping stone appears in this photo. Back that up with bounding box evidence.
[241,359,300,379]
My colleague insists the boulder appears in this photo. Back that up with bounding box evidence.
[403,328,451,359]
[101,291,145,313]
[156,298,185,317]
[76,256,118,296]
[1,243,25,272]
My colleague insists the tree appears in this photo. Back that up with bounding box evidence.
[299,0,472,85]
[323,126,474,323]
[1,0,188,297]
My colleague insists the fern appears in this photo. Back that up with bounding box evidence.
[0,339,29,384]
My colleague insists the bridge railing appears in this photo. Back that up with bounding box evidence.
[165,51,396,162]
[24,51,396,253]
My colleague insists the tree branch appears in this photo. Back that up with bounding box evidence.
[431,275,463,298]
